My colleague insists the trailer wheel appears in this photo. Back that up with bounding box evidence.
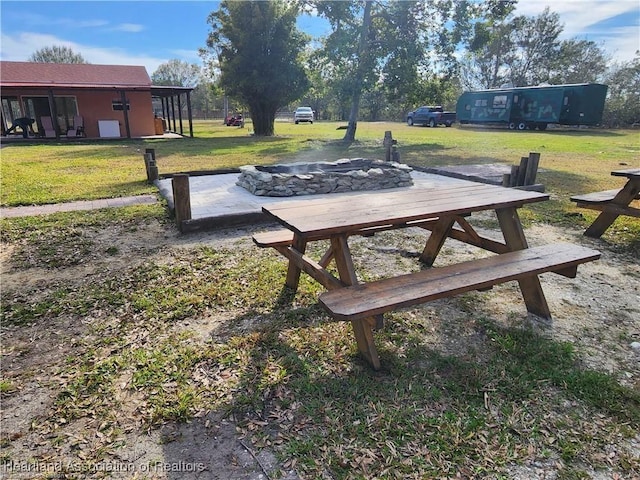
[537,123,548,131]
[517,122,527,130]
[508,122,516,130]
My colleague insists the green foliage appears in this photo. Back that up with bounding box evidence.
[204,0,310,136]
[406,76,462,112]
[310,0,480,139]
[603,53,640,127]
[549,39,609,85]
[28,45,88,64]
[462,7,607,89]
[151,59,202,87]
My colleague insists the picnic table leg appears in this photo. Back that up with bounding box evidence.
[330,235,381,370]
[584,180,640,238]
[496,207,552,320]
[419,216,456,266]
[285,234,307,291]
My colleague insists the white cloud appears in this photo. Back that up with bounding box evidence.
[4,11,109,29]
[0,32,168,74]
[0,32,70,62]
[514,0,639,62]
[168,49,203,64]
[599,25,640,64]
[515,0,634,28]
[112,23,144,33]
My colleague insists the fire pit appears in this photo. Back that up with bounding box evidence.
[236,158,413,197]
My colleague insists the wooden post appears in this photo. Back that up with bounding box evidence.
[509,165,519,187]
[516,157,528,186]
[502,173,511,187]
[148,160,158,182]
[143,149,158,183]
[524,152,540,186]
[391,144,400,162]
[172,174,191,230]
[383,131,393,162]
[143,153,152,180]
[143,153,158,183]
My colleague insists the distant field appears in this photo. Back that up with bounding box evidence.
[1,121,638,217]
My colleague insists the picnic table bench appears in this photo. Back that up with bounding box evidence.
[319,243,599,322]
[255,183,600,370]
[571,168,640,238]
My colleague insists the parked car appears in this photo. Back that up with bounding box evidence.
[407,106,456,127]
[294,107,314,124]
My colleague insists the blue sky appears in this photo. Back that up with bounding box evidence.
[1,0,638,77]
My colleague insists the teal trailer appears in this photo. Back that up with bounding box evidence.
[456,83,608,130]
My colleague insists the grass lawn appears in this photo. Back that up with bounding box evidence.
[1,120,638,200]
[2,119,638,244]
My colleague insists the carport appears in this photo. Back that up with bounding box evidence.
[151,85,195,138]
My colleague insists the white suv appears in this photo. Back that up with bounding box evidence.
[294,107,314,124]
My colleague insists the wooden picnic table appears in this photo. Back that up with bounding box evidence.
[255,183,599,369]
[571,168,640,238]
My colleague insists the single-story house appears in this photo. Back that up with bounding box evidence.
[0,61,194,139]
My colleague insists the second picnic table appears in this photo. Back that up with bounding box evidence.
[571,168,640,238]
[255,182,600,370]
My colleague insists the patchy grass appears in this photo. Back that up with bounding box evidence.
[0,203,169,269]
[1,211,639,478]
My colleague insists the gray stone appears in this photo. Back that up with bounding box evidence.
[236,158,414,197]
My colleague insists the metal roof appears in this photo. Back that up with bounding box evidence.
[0,61,152,89]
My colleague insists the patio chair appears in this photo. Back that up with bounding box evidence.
[40,116,56,138]
[66,115,84,137]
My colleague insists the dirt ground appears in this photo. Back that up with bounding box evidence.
[1,214,639,479]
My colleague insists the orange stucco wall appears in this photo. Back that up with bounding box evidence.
[73,90,155,137]
[7,88,155,137]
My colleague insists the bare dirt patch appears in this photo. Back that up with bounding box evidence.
[1,216,639,479]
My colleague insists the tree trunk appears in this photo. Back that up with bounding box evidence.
[250,103,276,136]
[342,0,373,143]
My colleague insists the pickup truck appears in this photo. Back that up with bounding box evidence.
[294,106,314,124]
[406,106,456,127]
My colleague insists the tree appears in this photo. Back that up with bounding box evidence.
[462,7,608,89]
[189,82,220,119]
[309,0,479,141]
[506,9,563,86]
[203,0,310,136]
[28,45,88,64]
[602,53,640,127]
[151,59,202,87]
[460,25,508,89]
[548,39,608,85]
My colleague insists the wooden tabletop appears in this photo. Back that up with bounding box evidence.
[611,168,640,178]
[262,183,549,238]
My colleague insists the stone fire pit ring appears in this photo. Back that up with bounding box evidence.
[236,158,413,197]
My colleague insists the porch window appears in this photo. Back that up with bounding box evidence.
[16,96,78,135]
[54,97,79,131]
[1,97,23,133]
